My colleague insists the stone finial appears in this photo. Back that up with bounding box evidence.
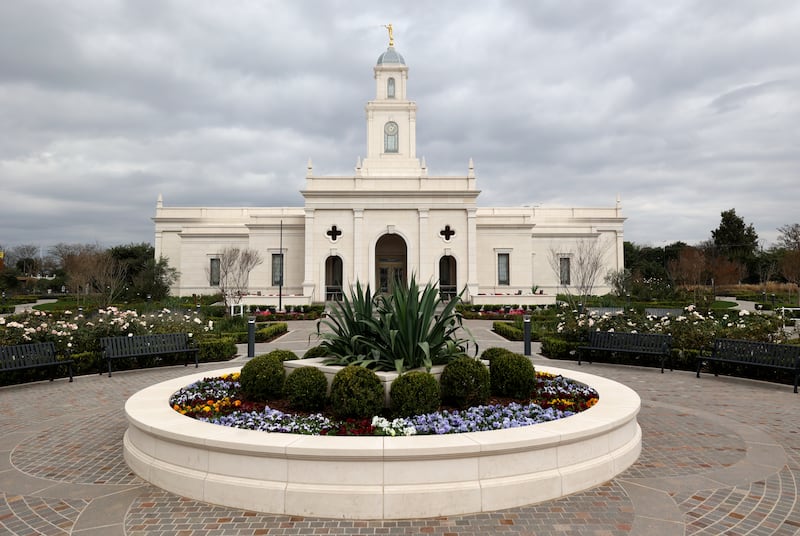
[307,158,313,178]
[468,157,475,178]
[156,193,163,208]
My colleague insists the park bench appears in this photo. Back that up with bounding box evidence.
[577,331,673,373]
[696,338,800,393]
[100,333,199,377]
[0,342,74,382]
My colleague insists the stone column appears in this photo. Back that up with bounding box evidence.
[418,209,429,281]
[353,209,364,284]
[467,208,479,298]
[302,209,315,299]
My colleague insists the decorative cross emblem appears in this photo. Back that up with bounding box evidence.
[440,225,455,241]
[326,225,342,241]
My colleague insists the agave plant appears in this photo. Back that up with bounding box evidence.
[315,281,378,367]
[316,276,477,373]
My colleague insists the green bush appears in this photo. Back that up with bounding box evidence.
[239,354,285,401]
[490,352,536,398]
[265,348,298,361]
[329,365,384,419]
[221,331,248,343]
[541,337,573,359]
[198,337,237,362]
[256,323,288,342]
[390,371,440,417]
[70,351,102,375]
[284,367,328,411]
[303,345,328,359]
[493,321,523,340]
[480,347,512,362]
[440,356,490,409]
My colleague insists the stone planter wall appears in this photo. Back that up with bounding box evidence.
[123,365,641,519]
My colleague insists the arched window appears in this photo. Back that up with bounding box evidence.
[384,121,398,153]
[387,77,396,98]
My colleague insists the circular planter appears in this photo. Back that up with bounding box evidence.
[123,365,640,519]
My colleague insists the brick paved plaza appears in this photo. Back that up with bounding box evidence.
[1,320,799,535]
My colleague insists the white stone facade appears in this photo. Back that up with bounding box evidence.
[154,43,625,305]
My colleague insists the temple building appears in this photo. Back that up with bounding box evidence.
[153,33,625,307]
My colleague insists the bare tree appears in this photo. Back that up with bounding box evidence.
[210,247,264,311]
[9,244,40,275]
[780,250,800,306]
[777,223,800,251]
[548,239,607,307]
[667,247,706,287]
[93,252,129,307]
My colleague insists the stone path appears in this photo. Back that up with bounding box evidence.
[1,320,799,535]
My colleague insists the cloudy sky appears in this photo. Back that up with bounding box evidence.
[1,0,798,253]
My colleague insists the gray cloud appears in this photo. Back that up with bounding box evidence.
[1,0,798,253]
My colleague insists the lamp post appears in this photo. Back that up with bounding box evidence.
[523,315,531,356]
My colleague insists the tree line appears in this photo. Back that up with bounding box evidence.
[0,242,175,306]
[621,211,800,301]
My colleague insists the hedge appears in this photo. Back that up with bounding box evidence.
[492,321,523,341]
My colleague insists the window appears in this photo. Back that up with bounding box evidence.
[559,257,571,286]
[209,258,220,286]
[384,121,398,153]
[497,253,510,285]
[387,77,396,98]
[272,253,284,286]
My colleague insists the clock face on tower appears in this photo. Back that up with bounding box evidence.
[384,122,398,135]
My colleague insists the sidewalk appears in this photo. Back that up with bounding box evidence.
[1,320,799,535]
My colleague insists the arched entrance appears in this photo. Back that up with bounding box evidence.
[375,234,407,293]
[325,256,343,301]
[439,255,457,301]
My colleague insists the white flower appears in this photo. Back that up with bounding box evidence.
[127,332,133,337]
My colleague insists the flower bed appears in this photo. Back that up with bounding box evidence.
[169,371,598,436]
[124,365,640,519]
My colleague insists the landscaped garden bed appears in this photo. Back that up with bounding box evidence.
[169,370,598,436]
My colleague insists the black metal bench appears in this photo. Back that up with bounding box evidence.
[0,342,74,382]
[100,333,199,377]
[697,338,800,393]
[577,331,673,373]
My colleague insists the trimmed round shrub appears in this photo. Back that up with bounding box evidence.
[303,345,328,359]
[390,371,440,417]
[266,349,298,361]
[285,366,328,411]
[490,352,536,398]
[480,347,512,362]
[329,366,384,419]
[440,356,490,409]
[239,354,285,401]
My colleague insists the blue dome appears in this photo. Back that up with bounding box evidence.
[377,47,405,65]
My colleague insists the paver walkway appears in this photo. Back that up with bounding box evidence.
[1,319,799,535]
